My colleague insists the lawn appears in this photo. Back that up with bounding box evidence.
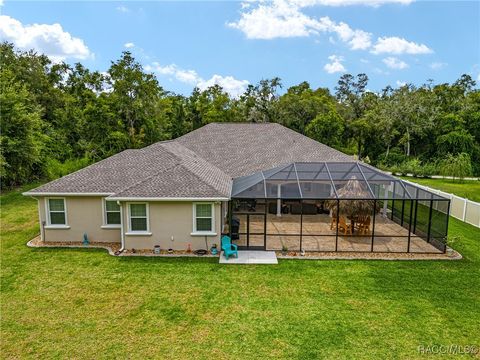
[400,177,480,202]
[1,185,479,359]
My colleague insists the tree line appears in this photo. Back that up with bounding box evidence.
[1,42,479,188]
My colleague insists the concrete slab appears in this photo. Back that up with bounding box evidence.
[219,251,278,264]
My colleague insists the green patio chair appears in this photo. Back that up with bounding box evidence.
[221,235,238,259]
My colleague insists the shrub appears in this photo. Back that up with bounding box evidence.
[439,153,473,181]
[376,149,408,168]
[399,158,422,176]
[388,164,401,175]
[418,162,438,178]
[386,159,438,177]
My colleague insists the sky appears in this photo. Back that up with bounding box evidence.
[1,0,479,96]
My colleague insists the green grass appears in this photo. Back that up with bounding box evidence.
[1,185,480,359]
[400,177,480,202]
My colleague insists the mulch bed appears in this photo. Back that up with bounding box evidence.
[28,236,121,254]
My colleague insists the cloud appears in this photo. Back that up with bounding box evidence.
[197,75,250,97]
[0,15,92,62]
[383,56,408,69]
[429,61,447,70]
[227,1,318,39]
[124,42,135,48]
[228,1,430,55]
[116,5,130,13]
[228,1,372,50]
[396,80,407,87]
[372,36,432,54]
[324,55,346,73]
[145,62,249,97]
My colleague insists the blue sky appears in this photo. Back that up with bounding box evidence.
[1,0,479,96]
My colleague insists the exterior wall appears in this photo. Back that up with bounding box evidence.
[123,201,222,251]
[37,196,121,243]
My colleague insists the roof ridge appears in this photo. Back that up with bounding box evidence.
[111,142,232,198]
[111,161,181,197]
[160,141,232,194]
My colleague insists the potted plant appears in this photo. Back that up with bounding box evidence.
[281,245,288,256]
[210,244,218,255]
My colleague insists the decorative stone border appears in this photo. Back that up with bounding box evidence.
[275,248,462,261]
[27,236,462,261]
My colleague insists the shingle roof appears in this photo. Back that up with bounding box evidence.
[176,123,352,178]
[110,142,232,199]
[25,123,353,199]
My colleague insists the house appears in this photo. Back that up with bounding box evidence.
[24,123,450,254]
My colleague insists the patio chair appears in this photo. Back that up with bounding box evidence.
[330,215,337,230]
[357,216,371,235]
[221,235,238,259]
[338,216,353,235]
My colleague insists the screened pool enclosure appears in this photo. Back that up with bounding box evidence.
[228,162,450,254]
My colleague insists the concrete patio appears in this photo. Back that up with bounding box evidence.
[234,213,443,253]
[219,250,278,264]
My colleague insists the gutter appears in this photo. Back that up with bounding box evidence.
[106,196,230,202]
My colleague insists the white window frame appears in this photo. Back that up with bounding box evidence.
[101,198,121,229]
[44,197,70,229]
[191,202,216,236]
[126,202,151,236]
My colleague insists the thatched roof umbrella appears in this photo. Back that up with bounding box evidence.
[325,176,378,217]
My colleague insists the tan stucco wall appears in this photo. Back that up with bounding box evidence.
[123,202,222,251]
[36,197,225,250]
[37,196,121,243]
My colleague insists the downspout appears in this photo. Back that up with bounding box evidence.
[117,201,125,254]
[33,197,46,242]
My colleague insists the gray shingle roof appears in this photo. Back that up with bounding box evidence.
[25,123,353,199]
[176,123,352,178]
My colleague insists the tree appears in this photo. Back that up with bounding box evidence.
[108,51,164,148]
[436,130,475,155]
[305,110,344,147]
[389,85,436,157]
[2,41,480,188]
[335,73,372,158]
[276,82,336,134]
[236,78,282,123]
[0,69,46,187]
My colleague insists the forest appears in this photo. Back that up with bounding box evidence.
[1,42,479,189]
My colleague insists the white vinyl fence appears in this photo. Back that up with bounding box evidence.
[402,179,480,228]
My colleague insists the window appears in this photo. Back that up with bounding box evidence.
[104,200,121,226]
[194,203,214,233]
[128,203,148,232]
[47,198,66,225]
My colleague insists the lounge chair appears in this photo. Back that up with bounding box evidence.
[221,235,238,259]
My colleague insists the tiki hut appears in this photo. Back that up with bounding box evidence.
[325,176,378,217]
